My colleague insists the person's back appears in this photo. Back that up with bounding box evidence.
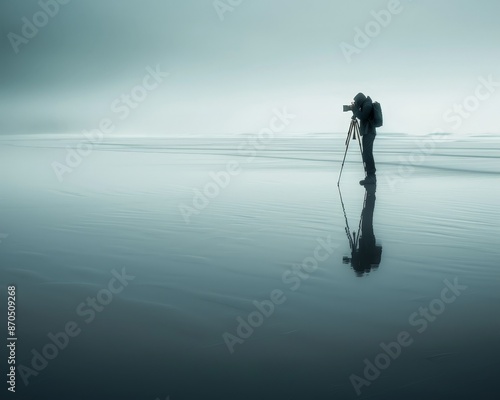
[351,92,377,185]
[352,93,375,136]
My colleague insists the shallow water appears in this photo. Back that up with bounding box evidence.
[0,133,499,399]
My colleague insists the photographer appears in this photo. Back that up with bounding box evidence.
[351,92,376,185]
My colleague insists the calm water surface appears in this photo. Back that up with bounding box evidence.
[0,133,499,399]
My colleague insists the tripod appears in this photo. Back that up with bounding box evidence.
[338,184,364,260]
[337,116,365,185]
[338,184,381,275]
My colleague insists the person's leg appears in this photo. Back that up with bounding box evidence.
[362,133,376,176]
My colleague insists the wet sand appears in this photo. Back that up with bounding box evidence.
[0,133,499,399]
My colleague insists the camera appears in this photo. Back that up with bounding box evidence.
[343,104,353,112]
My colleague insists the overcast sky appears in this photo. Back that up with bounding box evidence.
[1,0,499,136]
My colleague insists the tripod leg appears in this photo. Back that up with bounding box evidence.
[337,141,350,185]
[338,122,354,185]
[345,123,354,146]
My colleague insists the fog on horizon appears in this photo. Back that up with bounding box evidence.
[1,0,499,137]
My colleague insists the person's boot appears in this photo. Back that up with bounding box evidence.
[359,174,376,185]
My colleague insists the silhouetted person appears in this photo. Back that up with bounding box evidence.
[351,92,376,185]
[342,184,382,277]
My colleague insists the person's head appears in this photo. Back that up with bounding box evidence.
[353,92,366,107]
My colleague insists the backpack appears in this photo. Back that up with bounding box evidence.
[371,101,383,128]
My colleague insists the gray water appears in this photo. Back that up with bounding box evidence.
[0,133,499,399]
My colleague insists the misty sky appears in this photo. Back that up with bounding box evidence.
[1,0,499,136]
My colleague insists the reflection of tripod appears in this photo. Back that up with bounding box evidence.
[337,184,363,257]
[338,184,382,277]
[337,116,365,185]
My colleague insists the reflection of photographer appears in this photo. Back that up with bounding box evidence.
[346,92,377,185]
[340,184,382,277]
